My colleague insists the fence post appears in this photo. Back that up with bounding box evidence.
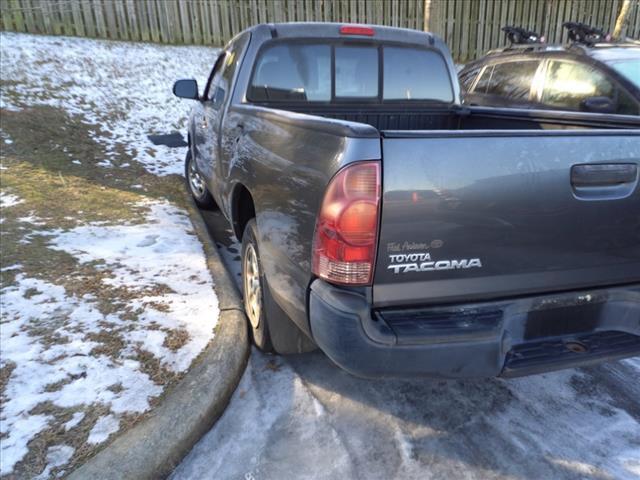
[423,0,431,30]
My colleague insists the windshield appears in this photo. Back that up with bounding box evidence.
[608,59,640,89]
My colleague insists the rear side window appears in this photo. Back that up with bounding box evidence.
[459,67,481,91]
[248,41,454,104]
[383,47,453,101]
[250,44,331,101]
[485,61,539,100]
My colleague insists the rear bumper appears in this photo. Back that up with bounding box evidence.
[308,280,640,379]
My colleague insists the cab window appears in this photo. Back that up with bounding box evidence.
[205,53,226,102]
[336,46,378,98]
[214,34,249,108]
[383,46,453,101]
[248,41,453,104]
[485,61,539,100]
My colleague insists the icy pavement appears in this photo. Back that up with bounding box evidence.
[174,352,640,480]
[173,205,640,480]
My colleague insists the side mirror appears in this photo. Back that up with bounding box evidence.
[173,79,199,100]
[580,96,615,114]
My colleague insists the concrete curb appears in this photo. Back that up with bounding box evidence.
[69,197,249,480]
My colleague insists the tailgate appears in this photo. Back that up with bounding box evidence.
[373,130,640,307]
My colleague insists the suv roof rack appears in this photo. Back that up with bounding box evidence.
[485,27,555,55]
[563,22,610,46]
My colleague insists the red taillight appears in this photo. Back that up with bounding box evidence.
[339,25,375,36]
[312,161,381,285]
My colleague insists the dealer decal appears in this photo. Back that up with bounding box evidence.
[387,252,482,274]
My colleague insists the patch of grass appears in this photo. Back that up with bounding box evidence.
[163,328,190,352]
[0,361,17,401]
[13,403,112,479]
[23,287,42,299]
[135,348,179,387]
[0,105,186,206]
[87,330,125,358]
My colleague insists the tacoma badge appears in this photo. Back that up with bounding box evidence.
[387,252,482,274]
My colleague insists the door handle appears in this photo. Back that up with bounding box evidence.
[571,163,637,187]
[570,163,638,200]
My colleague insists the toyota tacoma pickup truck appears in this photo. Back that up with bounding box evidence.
[174,23,640,378]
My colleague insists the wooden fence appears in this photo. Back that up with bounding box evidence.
[1,0,639,61]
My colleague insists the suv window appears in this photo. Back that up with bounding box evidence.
[460,67,481,91]
[541,60,613,111]
[617,88,640,115]
[485,61,539,100]
[473,65,493,93]
[542,60,639,115]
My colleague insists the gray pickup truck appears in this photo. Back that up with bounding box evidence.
[174,23,640,378]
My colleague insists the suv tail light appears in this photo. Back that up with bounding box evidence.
[312,161,381,285]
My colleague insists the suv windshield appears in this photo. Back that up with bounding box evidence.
[249,42,453,103]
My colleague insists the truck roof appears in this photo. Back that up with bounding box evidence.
[245,22,438,47]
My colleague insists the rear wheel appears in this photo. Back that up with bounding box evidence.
[241,218,317,354]
[185,150,215,209]
[241,219,273,352]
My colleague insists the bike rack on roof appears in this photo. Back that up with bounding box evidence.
[502,26,544,45]
[563,22,611,46]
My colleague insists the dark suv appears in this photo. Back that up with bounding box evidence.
[459,27,640,115]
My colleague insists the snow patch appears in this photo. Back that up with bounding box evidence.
[0,192,23,208]
[63,412,85,431]
[1,201,218,474]
[48,200,219,372]
[34,445,75,480]
[0,32,218,176]
[1,263,22,272]
[87,415,120,444]
[17,213,46,226]
[0,275,162,475]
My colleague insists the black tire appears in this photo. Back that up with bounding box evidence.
[241,219,317,354]
[185,150,216,209]
[241,219,274,352]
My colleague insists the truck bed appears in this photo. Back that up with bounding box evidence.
[263,103,640,131]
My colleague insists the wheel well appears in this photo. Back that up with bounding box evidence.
[231,184,255,240]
